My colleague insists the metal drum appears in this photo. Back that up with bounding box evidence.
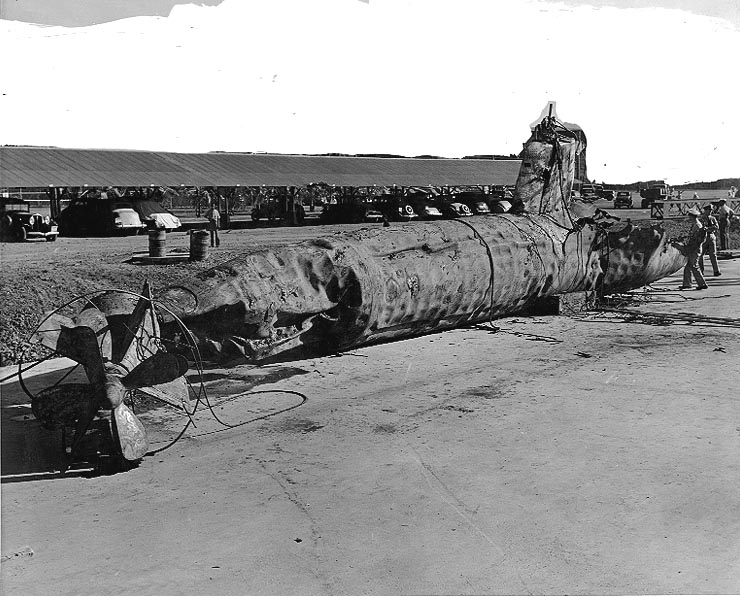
[148,230,167,257]
[189,230,209,261]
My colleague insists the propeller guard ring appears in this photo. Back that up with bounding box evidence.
[19,285,205,469]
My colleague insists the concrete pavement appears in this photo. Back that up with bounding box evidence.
[2,257,739,595]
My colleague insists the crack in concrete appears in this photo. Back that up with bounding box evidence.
[255,459,337,595]
[408,444,533,595]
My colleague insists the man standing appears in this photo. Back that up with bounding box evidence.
[205,202,221,248]
[679,207,708,290]
[716,198,735,250]
[698,204,721,276]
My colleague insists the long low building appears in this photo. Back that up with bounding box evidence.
[0,146,521,188]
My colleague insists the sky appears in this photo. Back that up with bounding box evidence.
[0,0,738,184]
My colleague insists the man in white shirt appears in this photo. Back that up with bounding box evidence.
[205,203,221,247]
[716,198,735,250]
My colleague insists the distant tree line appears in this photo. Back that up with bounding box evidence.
[673,178,740,191]
[591,177,739,192]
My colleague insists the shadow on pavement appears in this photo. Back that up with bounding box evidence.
[1,366,116,482]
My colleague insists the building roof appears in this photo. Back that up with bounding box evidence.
[0,146,522,188]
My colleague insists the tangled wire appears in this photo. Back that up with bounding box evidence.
[578,285,740,328]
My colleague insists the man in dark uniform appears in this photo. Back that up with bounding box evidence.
[698,204,720,276]
[679,207,708,290]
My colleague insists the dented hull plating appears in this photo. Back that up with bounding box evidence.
[159,212,685,362]
[157,116,687,362]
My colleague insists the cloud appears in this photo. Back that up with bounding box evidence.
[0,0,226,27]
[541,0,740,30]
[0,0,738,183]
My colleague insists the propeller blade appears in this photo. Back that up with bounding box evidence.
[35,312,75,352]
[118,282,160,372]
[112,403,149,461]
[34,316,105,384]
[137,377,191,410]
[121,352,188,389]
[74,306,112,361]
[91,292,139,360]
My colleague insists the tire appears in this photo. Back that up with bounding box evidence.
[18,227,27,242]
[46,235,57,242]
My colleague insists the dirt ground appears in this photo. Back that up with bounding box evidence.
[2,223,740,595]
[0,224,351,366]
[0,206,710,365]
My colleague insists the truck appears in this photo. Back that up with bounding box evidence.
[580,183,603,201]
[639,182,671,209]
[251,190,306,225]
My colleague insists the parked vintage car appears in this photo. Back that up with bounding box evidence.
[374,196,419,222]
[406,193,444,220]
[436,196,474,218]
[321,200,383,224]
[490,200,512,213]
[455,191,491,215]
[488,185,513,200]
[0,198,58,241]
[56,198,147,236]
[614,191,633,209]
[131,200,181,231]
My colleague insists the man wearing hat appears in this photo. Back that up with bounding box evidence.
[679,207,708,290]
[716,198,736,250]
[699,204,721,276]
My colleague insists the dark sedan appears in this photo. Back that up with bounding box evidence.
[406,193,444,220]
[373,196,419,222]
[57,198,146,236]
[454,191,492,215]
